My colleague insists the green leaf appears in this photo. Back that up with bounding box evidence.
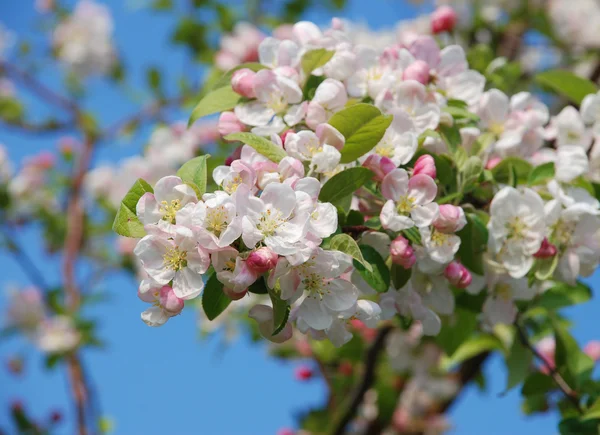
[583,397,600,421]
[353,245,390,292]
[534,255,559,281]
[147,67,162,93]
[559,417,600,435]
[553,318,594,381]
[112,179,154,238]
[390,263,412,290]
[45,353,63,370]
[528,162,555,186]
[438,124,462,154]
[224,132,288,163]
[443,106,480,122]
[537,281,592,311]
[318,167,374,206]
[267,281,290,336]
[462,156,483,185]
[248,277,268,294]
[505,336,533,392]
[521,372,555,396]
[329,233,372,272]
[521,394,549,415]
[436,308,478,356]
[491,157,533,186]
[328,104,393,163]
[202,273,231,321]
[301,48,335,75]
[536,70,598,105]
[471,132,495,156]
[442,335,502,369]
[456,213,488,275]
[176,155,209,197]
[188,86,242,126]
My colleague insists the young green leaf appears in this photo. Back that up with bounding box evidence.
[505,337,533,392]
[390,263,412,290]
[318,167,374,205]
[528,162,555,186]
[202,273,231,321]
[536,281,592,311]
[491,157,533,185]
[583,397,600,421]
[521,372,555,396]
[329,233,372,272]
[442,335,503,369]
[535,70,598,105]
[112,179,154,238]
[176,154,209,197]
[224,132,288,163]
[436,308,478,356]
[188,86,242,126]
[552,318,594,383]
[267,281,290,336]
[456,213,488,275]
[328,104,393,163]
[438,124,462,154]
[353,245,390,292]
[301,48,335,75]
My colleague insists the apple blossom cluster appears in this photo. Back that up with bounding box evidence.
[114,13,600,348]
[53,0,116,77]
[4,287,81,354]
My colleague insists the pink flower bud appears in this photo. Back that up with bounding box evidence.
[485,156,501,170]
[159,286,184,314]
[433,204,467,233]
[403,60,430,85]
[224,145,243,166]
[280,129,294,145]
[295,365,313,381]
[246,247,278,274]
[390,235,416,269]
[363,154,396,182]
[338,360,353,376]
[444,262,472,289]
[431,6,458,34]
[533,238,557,259]
[231,68,256,98]
[218,111,245,138]
[331,17,344,31]
[223,286,247,300]
[413,154,436,179]
[279,157,305,180]
[584,341,600,361]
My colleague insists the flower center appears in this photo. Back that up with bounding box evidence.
[505,217,527,240]
[396,195,415,214]
[303,273,329,299]
[367,66,383,82]
[224,174,243,194]
[163,247,187,271]
[205,205,228,237]
[257,208,284,237]
[160,199,182,224]
[305,137,323,157]
[430,229,450,246]
[267,92,287,113]
[553,220,575,246]
[489,122,505,136]
[375,140,394,158]
[566,130,581,142]
[496,283,512,301]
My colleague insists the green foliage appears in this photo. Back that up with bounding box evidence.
[521,372,555,396]
[536,70,598,105]
[172,18,208,55]
[267,281,290,336]
[553,318,594,385]
[329,233,372,272]
[202,273,231,321]
[559,417,600,435]
[505,336,534,392]
[0,97,24,123]
[318,167,374,207]
[224,132,288,162]
[491,157,533,186]
[328,104,393,163]
[301,48,335,75]
[535,282,592,311]
[176,154,209,197]
[442,334,504,369]
[353,245,390,292]
[188,86,242,126]
[436,308,478,356]
[390,263,411,289]
[438,124,462,154]
[112,179,154,238]
[456,212,488,275]
[528,162,555,186]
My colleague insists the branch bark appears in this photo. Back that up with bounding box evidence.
[331,325,393,435]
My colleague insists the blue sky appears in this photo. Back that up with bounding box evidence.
[0,1,599,434]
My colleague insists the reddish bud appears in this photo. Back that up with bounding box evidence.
[338,360,353,376]
[231,68,256,98]
[280,129,294,145]
[431,6,458,34]
[225,145,243,166]
[485,156,501,170]
[412,154,436,179]
[363,154,396,182]
[444,261,472,289]
[223,286,247,301]
[49,410,62,424]
[433,204,467,233]
[218,111,245,138]
[159,286,184,314]
[295,365,313,381]
[584,341,600,361]
[533,238,557,259]
[246,247,278,274]
[390,236,416,269]
[403,60,430,85]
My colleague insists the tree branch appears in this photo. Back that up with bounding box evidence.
[331,325,393,435]
[515,321,583,414]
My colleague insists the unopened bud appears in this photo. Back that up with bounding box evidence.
[159,286,184,314]
[224,145,243,166]
[223,286,247,300]
[218,111,245,138]
[413,154,436,179]
[246,247,278,274]
[444,261,472,288]
[49,410,62,424]
[431,6,458,34]
[433,204,467,233]
[585,341,600,361]
[390,235,416,269]
[533,238,557,259]
[403,60,430,85]
[363,154,396,182]
[295,365,313,381]
[231,68,256,98]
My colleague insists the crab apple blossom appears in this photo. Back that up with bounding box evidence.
[136,176,197,228]
[443,262,472,288]
[138,281,184,327]
[249,304,293,343]
[412,154,436,179]
[431,6,458,34]
[390,235,417,269]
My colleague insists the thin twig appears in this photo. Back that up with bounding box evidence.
[515,322,583,414]
[331,325,393,435]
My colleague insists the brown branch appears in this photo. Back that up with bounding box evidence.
[0,61,79,114]
[341,225,370,236]
[515,322,583,414]
[331,325,393,435]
